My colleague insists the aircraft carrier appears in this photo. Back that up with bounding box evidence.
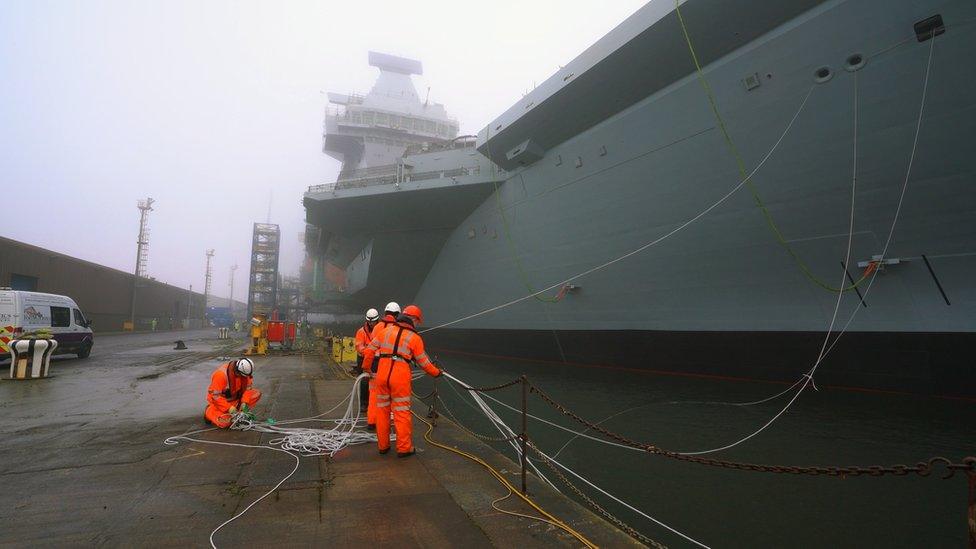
[304,0,976,397]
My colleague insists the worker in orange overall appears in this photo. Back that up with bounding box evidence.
[362,304,442,457]
[354,308,380,414]
[204,358,262,428]
[362,302,400,432]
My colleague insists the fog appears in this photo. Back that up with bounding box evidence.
[0,0,647,298]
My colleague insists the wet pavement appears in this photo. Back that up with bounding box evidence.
[0,331,636,547]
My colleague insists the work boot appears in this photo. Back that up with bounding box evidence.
[378,448,390,455]
[396,450,415,458]
[367,424,376,432]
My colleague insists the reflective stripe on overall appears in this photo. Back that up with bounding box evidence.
[373,324,418,453]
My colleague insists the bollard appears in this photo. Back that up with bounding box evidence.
[8,339,58,379]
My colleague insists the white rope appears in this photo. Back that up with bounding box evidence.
[660,35,937,417]
[433,38,933,464]
[442,374,708,547]
[552,402,652,458]
[443,373,557,489]
[421,83,816,333]
[678,36,936,455]
[163,374,378,547]
[535,445,711,548]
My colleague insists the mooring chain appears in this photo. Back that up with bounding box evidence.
[458,377,525,393]
[528,383,976,479]
[527,441,667,549]
[432,394,520,443]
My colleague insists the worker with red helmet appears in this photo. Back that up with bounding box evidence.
[362,304,442,457]
[204,358,262,428]
[362,302,400,431]
[354,308,380,413]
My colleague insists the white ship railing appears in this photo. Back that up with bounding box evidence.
[306,164,499,195]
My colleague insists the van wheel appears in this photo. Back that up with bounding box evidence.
[77,344,92,359]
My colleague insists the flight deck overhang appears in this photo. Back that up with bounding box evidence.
[304,177,494,235]
[477,0,825,170]
[304,148,502,235]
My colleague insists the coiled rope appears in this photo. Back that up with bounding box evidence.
[164,375,377,547]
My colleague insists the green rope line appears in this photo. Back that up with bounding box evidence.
[484,124,561,302]
[674,0,869,293]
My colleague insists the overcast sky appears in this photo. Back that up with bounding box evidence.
[0,0,647,299]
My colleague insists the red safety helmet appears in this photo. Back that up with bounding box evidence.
[402,304,423,324]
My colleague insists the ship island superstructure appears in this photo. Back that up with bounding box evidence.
[303,51,506,321]
[305,0,976,397]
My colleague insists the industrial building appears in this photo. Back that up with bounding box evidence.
[0,236,207,331]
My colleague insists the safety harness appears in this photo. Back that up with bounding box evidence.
[221,363,243,400]
[380,323,417,389]
[378,324,415,364]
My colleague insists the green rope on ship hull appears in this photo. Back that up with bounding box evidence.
[674,0,869,293]
[485,125,562,303]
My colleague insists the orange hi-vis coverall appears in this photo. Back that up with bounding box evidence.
[363,314,397,427]
[354,322,374,413]
[354,324,372,358]
[205,362,262,428]
[362,321,441,454]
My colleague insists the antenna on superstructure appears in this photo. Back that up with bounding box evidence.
[266,190,273,223]
[424,86,430,108]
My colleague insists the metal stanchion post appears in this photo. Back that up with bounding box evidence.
[520,375,528,495]
[428,377,439,426]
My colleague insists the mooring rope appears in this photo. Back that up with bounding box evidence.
[164,374,377,547]
[677,33,937,453]
[421,82,816,334]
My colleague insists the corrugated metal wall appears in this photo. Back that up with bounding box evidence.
[0,236,206,331]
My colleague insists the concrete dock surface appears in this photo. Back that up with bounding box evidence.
[0,330,638,547]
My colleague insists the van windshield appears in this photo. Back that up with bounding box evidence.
[73,308,87,327]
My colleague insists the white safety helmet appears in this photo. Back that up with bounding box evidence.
[384,302,401,315]
[365,308,380,322]
[235,357,254,377]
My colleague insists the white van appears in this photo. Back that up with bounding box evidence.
[0,289,94,359]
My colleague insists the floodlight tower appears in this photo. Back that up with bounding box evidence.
[129,197,155,328]
[203,249,215,321]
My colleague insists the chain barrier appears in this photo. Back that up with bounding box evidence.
[528,441,667,548]
[432,394,520,443]
[528,382,976,479]
[458,377,525,393]
[423,377,666,547]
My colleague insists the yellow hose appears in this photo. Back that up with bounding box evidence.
[414,412,599,548]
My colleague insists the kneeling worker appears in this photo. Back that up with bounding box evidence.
[362,305,442,457]
[205,357,262,428]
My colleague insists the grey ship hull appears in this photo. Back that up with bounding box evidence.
[311,0,976,396]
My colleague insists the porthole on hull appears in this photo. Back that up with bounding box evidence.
[814,66,833,83]
[845,53,866,72]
